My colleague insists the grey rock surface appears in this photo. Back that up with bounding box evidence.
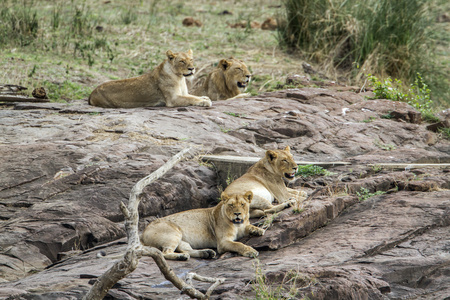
[0,87,449,299]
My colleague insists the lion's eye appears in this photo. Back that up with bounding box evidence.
[241,203,245,207]
[181,61,186,65]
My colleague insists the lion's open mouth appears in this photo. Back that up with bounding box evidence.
[232,218,243,224]
[237,81,247,88]
[284,172,296,179]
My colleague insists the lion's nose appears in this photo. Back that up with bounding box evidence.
[188,67,194,71]
[234,212,241,217]
[245,75,251,81]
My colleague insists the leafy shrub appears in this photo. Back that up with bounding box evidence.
[368,73,439,122]
[295,165,333,177]
[278,0,447,107]
[439,128,450,140]
[356,187,385,201]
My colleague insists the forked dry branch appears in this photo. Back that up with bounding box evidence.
[83,147,225,300]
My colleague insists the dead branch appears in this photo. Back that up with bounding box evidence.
[83,147,225,300]
[0,95,50,103]
[186,273,226,298]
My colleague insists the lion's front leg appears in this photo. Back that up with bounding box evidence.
[263,199,297,215]
[227,92,251,100]
[218,240,259,258]
[166,95,212,107]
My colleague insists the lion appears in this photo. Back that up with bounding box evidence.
[192,58,252,101]
[141,191,264,260]
[224,146,307,218]
[88,49,212,108]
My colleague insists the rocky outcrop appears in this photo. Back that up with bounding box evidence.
[0,87,449,299]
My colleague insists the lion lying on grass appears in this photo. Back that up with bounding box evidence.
[88,49,212,108]
[192,57,251,101]
[224,146,307,218]
[141,191,264,260]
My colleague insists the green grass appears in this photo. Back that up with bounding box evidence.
[278,0,449,109]
[368,73,442,123]
[439,128,450,140]
[362,116,377,123]
[295,165,334,177]
[223,111,247,118]
[373,140,396,151]
[356,187,386,201]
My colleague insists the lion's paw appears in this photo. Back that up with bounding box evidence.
[202,249,216,259]
[250,226,265,236]
[285,199,297,208]
[255,227,265,236]
[199,98,212,107]
[289,189,307,199]
[177,253,190,261]
[243,247,259,258]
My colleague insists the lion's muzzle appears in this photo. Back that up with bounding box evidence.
[237,75,251,89]
[183,68,195,77]
[284,172,296,180]
[232,212,244,224]
[237,81,247,88]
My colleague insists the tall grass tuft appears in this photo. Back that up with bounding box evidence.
[0,1,39,46]
[278,0,447,107]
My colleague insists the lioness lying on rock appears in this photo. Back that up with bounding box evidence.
[224,146,307,218]
[141,191,264,260]
[88,49,212,108]
[192,57,251,100]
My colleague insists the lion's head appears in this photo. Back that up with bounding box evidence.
[219,58,251,92]
[221,191,253,224]
[166,49,196,77]
[265,146,298,181]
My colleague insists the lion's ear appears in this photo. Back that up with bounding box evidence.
[187,49,193,56]
[244,191,253,203]
[219,59,232,70]
[221,192,230,202]
[266,150,278,162]
[284,146,291,152]
[166,50,176,60]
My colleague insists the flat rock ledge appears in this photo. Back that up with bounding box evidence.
[1,87,449,299]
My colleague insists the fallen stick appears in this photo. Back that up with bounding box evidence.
[0,95,50,103]
[83,147,225,300]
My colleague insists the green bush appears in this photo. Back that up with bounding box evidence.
[368,73,440,123]
[295,165,333,177]
[278,0,447,108]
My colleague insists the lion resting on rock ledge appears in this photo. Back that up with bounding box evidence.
[192,57,251,101]
[141,191,264,260]
[224,146,307,218]
[88,49,212,108]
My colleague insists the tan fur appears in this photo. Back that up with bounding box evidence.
[224,146,307,218]
[192,58,251,101]
[88,49,212,108]
[141,191,264,260]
